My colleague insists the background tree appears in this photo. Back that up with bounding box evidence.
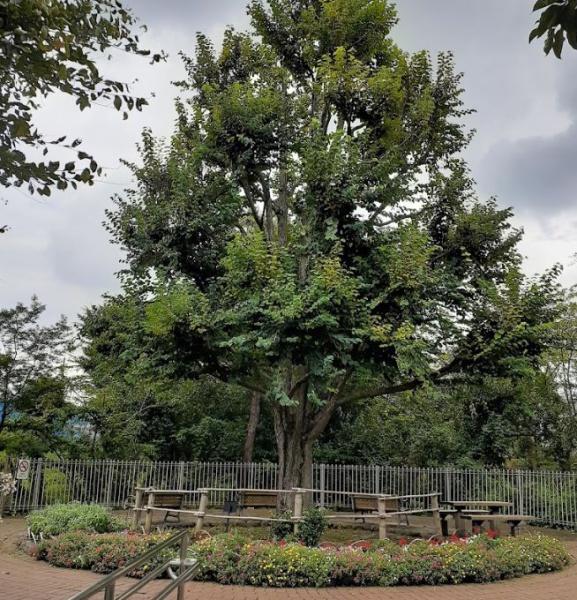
[530,0,577,58]
[106,0,562,491]
[79,296,274,460]
[316,371,571,469]
[0,0,163,200]
[0,297,81,456]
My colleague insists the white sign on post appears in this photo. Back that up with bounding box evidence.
[16,458,31,480]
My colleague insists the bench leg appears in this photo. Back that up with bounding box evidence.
[441,517,449,537]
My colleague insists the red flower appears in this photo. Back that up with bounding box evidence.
[349,540,371,551]
[487,529,499,539]
[278,539,287,547]
[399,537,408,546]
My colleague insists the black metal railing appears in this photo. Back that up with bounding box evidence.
[68,529,197,600]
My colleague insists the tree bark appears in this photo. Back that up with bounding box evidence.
[273,411,317,509]
[243,391,261,463]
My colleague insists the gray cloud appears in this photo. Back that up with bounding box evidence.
[2,0,577,323]
[479,123,577,214]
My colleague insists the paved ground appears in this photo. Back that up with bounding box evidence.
[1,517,577,600]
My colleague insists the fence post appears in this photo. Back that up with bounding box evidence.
[319,464,325,508]
[293,488,304,534]
[105,461,114,508]
[377,496,388,539]
[132,487,144,529]
[516,470,524,515]
[144,492,155,534]
[32,458,43,510]
[431,493,442,538]
[195,489,208,532]
[177,530,190,600]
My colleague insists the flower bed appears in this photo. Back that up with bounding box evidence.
[191,532,571,587]
[35,531,172,578]
[33,528,571,588]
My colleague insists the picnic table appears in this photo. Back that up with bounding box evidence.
[442,500,532,536]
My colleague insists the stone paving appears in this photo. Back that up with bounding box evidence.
[1,517,576,600]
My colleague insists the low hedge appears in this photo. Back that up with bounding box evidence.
[191,532,571,587]
[36,531,172,578]
[27,503,125,537]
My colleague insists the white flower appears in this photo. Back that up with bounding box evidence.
[0,473,17,497]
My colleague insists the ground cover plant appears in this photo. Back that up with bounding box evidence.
[191,532,571,587]
[35,530,172,577]
[27,503,125,537]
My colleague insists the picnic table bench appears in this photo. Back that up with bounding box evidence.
[443,500,533,536]
[238,490,279,511]
[133,487,196,531]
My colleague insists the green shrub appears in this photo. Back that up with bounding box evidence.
[298,507,327,547]
[270,509,294,541]
[27,503,125,537]
[36,530,172,578]
[191,532,571,588]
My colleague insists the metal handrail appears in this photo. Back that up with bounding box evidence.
[68,529,197,600]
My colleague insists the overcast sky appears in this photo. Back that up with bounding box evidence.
[1,0,577,324]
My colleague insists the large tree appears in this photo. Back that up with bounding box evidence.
[108,0,561,491]
[0,0,162,202]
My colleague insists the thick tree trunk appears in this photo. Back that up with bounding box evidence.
[272,377,315,509]
[274,421,315,510]
[271,365,343,508]
[243,391,261,463]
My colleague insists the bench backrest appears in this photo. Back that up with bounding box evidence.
[352,495,400,513]
[240,491,278,509]
[144,492,184,509]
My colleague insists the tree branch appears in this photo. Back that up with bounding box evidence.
[341,360,459,404]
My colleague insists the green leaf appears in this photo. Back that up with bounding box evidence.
[533,0,561,11]
[13,119,30,138]
[553,28,565,57]
[113,95,122,110]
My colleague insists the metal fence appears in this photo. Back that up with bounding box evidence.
[4,459,577,529]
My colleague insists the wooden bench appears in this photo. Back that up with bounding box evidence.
[460,513,534,536]
[238,490,279,512]
[439,508,491,536]
[143,490,185,523]
[351,494,409,526]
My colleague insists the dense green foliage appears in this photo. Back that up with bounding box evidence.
[530,0,577,58]
[27,503,125,536]
[36,530,171,577]
[0,298,83,457]
[0,0,162,198]
[192,532,570,587]
[298,507,328,547]
[101,0,562,489]
[318,372,575,468]
[79,296,272,460]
